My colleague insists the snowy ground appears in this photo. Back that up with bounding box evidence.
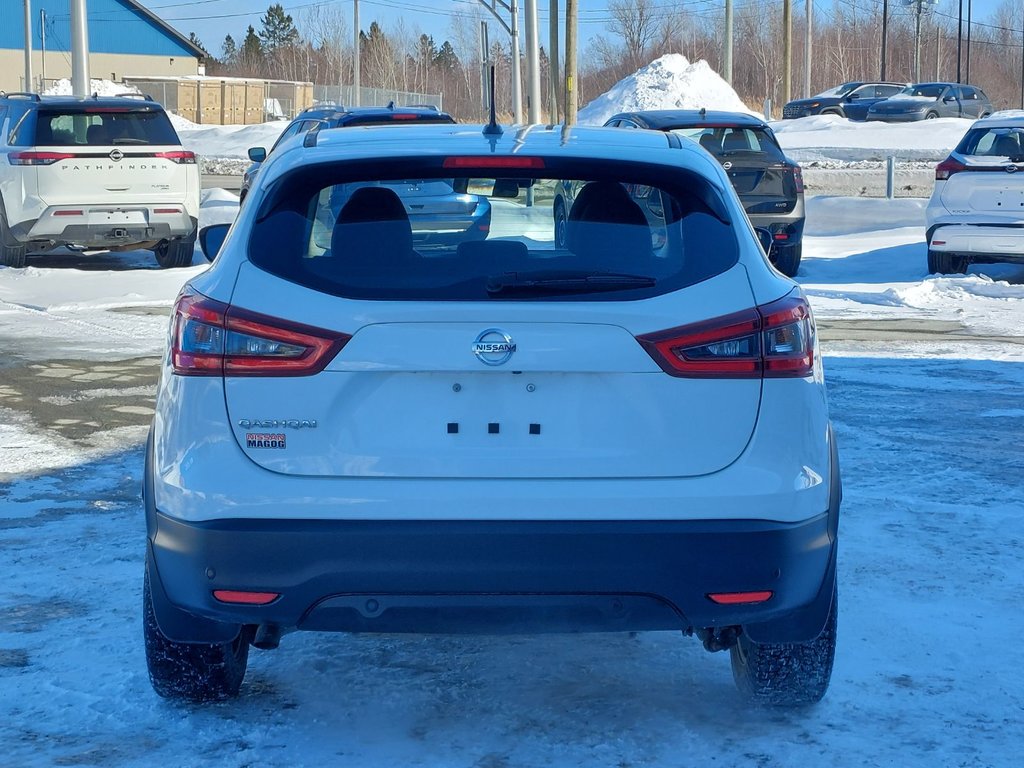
[1,194,1023,766]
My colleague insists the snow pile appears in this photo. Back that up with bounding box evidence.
[773,114,972,162]
[577,54,754,125]
[42,78,140,97]
[167,112,199,132]
[177,122,289,159]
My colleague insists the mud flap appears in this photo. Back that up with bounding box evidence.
[743,424,841,645]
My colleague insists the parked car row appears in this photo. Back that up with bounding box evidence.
[784,81,992,123]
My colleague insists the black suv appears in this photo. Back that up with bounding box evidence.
[783,81,906,120]
[239,103,456,202]
[602,110,806,276]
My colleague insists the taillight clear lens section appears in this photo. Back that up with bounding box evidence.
[155,150,198,165]
[791,164,804,193]
[935,157,966,180]
[171,289,349,376]
[9,151,75,166]
[637,292,815,379]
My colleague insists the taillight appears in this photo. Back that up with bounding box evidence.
[936,157,966,180]
[791,164,804,193]
[170,289,350,376]
[9,151,75,166]
[637,292,815,379]
[155,150,197,165]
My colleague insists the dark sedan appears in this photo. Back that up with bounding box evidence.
[867,83,992,122]
[783,81,905,121]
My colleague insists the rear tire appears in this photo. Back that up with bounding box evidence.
[143,567,250,702]
[772,242,802,277]
[554,199,568,249]
[927,249,968,275]
[155,233,196,269]
[0,207,27,268]
[925,111,939,120]
[730,583,837,707]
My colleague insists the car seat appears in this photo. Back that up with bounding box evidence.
[722,130,749,152]
[86,123,110,145]
[698,132,721,154]
[991,134,1021,158]
[325,187,415,280]
[565,181,652,268]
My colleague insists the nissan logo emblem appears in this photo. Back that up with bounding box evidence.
[722,161,733,170]
[472,328,516,366]
[1006,165,1018,174]
[109,149,124,162]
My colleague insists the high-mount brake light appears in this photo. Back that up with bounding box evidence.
[9,151,75,166]
[443,156,545,169]
[155,150,197,165]
[637,292,815,379]
[171,289,350,376]
[935,157,966,180]
[390,113,420,120]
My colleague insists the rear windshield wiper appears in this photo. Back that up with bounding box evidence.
[112,138,150,145]
[486,271,656,296]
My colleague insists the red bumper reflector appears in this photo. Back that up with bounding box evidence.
[932,240,946,246]
[154,208,180,214]
[707,591,774,605]
[54,210,84,216]
[773,233,789,240]
[213,590,279,605]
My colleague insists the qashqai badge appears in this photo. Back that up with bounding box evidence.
[472,328,516,366]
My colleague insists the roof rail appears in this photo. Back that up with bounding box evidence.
[114,92,154,101]
[0,91,41,101]
[407,103,439,111]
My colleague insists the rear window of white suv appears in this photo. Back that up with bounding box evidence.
[250,157,739,301]
[957,126,1024,158]
[20,107,179,146]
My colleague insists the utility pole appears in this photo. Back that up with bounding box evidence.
[352,0,360,106]
[966,0,972,83]
[40,9,46,86]
[475,1,522,123]
[914,0,922,83]
[70,0,89,97]
[1020,17,1023,109]
[23,0,33,91]
[804,0,812,98]
[724,0,733,85]
[881,0,889,80]
[565,0,577,124]
[783,0,792,105]
[480,21,490,112]
[523,0,541,123]
[935,24,940,81]
[549,0,559,122]
[956,0,963,83]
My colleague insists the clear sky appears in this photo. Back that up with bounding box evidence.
[140,0,1007,62]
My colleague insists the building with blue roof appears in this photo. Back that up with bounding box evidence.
[1,0,205,93]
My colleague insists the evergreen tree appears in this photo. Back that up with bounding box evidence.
[259,4,300,53]
[433,40,459,72]
[241,25,262,59]
[188,32,208,56]
[221,34,237,65]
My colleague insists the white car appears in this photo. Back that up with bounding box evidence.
[0,92,200,269]
[144,122,841,706]
[927,111,1024,273]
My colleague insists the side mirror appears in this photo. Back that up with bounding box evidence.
[846,92,859,101]
[199,224,230,261]
[754,227,774,258]
[943,95,957,103]
[248,146,267,163]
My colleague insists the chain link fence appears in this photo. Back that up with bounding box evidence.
[313,85,443,111]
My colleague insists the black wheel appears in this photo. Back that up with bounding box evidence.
[143,566,250,702]
[772,241,802,277]
[925,111,939,120]
[0,205,27,268]
[927,249,968,275]
[820,108,843,118]
[554,199,568,249]
[155,232,196,268]
[730,583,837,707]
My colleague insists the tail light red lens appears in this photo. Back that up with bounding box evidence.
[637,292,815,379]
[155,150,198,165]
[171,289,350,376]
[935,157,966,180]
[213,590,279,605]
[791,164,804,193]
[9,151,75,166]
[707,591,773,605]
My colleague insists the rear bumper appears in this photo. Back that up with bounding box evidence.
[928,223,1024,262]
[145,429,841,644]
[148,511,836,637]
[16,207,196,247]
[866,112,927,122]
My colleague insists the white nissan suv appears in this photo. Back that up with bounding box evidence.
[0,92,200,268]
[144,121,841,707]
[927,111,1024,273]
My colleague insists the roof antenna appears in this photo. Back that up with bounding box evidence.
[482,65,502,137]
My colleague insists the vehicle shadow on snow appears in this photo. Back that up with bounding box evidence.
[23,248,164,272]
[799,240,1024,286]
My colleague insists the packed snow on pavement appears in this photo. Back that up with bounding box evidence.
[1,186,1023,766]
